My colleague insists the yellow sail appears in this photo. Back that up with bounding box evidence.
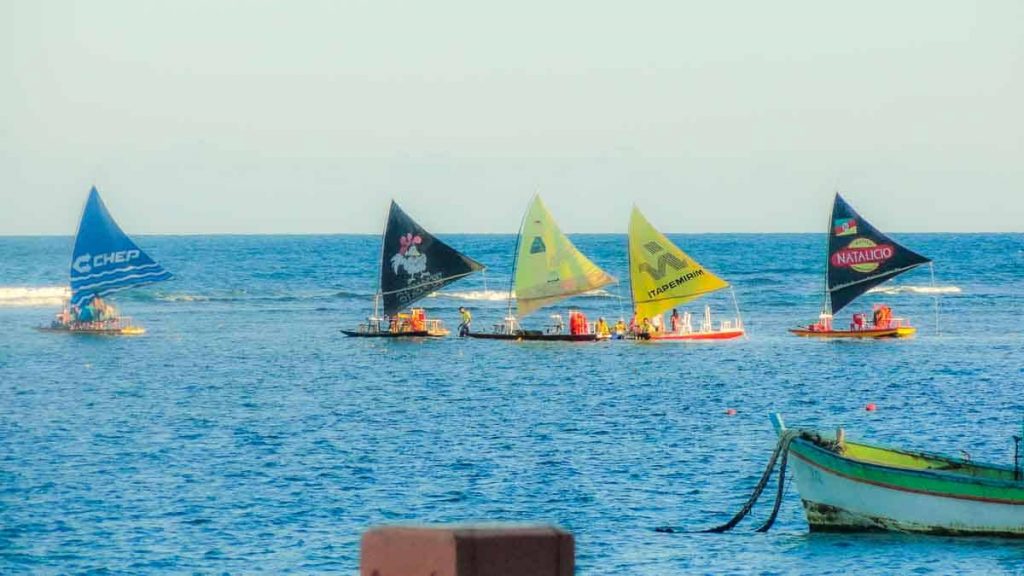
[628,206,729,320]
[514,196,616,317]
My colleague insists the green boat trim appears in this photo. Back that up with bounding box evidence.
[788,433,1024,505]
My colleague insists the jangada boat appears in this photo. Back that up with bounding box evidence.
[790,193,931,339]
[468,195,616,341]
[627,206,743,341]
[772,414,1024,536]
[342,201,485,338]
[38,187,172,336]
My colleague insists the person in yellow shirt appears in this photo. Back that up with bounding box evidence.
[595,317,610,338]
[458,306,472,337]
[613,318,627,338]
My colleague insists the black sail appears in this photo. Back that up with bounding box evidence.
[827,193,930,314]
[379,201,485,315]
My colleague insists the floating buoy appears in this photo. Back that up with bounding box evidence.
[865,403,877,412]
[726,408,737,416]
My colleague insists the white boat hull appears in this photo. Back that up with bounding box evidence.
[789,450,1024,535]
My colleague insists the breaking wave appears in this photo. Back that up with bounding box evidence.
[429,288,617,302]
[144,289,369,303]
[428,289,509,302]
[0,286,69,308]
[867,285,962,296]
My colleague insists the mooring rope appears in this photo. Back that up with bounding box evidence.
[754,440,792,532]
[656,430,800,534]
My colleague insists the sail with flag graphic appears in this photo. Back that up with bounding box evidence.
[379,201,485,316]
[513,196,616,317]
[70,187,172,307]
[628,206,729,320]
[827,193,931,314]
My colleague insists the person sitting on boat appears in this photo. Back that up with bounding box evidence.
[78,299,96,323]
[850,312,866,331]
[613,318,627,338]
[809,311,833,332]
[410,308,427,332]
[873,304,893,329]
[458,306,472,337]
[628,309,639,333]
[651,314,664,333]
[640,317,652,336]
[93,296,116,322]
[595,317,610,338]
[670,309,682,334]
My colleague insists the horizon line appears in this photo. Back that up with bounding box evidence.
[0,230,1018,238]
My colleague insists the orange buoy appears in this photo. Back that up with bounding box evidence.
[725,408,737,416]
[865,403,877,412]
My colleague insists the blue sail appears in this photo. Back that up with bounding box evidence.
[69,187,172,306]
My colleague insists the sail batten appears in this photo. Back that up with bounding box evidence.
[628,206,728,319]
[826,194,930,314]
[70,187,171,306]
[379,201,484,315]
[512,196,615,317]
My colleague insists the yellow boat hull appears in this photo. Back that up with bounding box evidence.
[789,326,916,339]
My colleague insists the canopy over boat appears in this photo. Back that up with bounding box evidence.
[627,206,729,320]
[826,194,930,314]
[379,201,484,316]
[513,196,615,317]
[70,187,171,307]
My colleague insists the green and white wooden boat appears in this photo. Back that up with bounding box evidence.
[772,414,1024,537]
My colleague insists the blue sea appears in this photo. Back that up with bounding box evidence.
[1,233,1022,574]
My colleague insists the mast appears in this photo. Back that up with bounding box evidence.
[67,187,92,304]
[505,195,532,320]
[373,201,392,320]
[822,192,836,316]
[626,204,636,320]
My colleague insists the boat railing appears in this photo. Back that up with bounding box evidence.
[359,317,385,334]
[70,315,134,331]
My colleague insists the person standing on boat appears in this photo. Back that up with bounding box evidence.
[458,306,472,336]
[670,309,681,334]
[595,317,610,338]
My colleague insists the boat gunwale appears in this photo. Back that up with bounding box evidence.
[787,326,914,338]
[789,434,1024,502]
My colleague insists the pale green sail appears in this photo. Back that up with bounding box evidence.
[513,196,616,317]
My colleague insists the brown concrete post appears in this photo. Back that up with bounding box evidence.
[360,524,574,576]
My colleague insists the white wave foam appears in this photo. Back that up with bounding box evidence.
[0,286,70,308]
[429,288,616,302]
[428,289,509,302]
[154,293,211,302]
[867,285,962,295]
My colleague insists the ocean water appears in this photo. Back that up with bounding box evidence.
[1,233,1022,575]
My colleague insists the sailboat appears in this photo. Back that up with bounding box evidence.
[627,206,744,340]
[342,201,485,338]
[790,193,931,338]
[39,186,172,335]
[468,195,616,341]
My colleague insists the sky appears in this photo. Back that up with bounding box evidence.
[1,1,1021,235]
